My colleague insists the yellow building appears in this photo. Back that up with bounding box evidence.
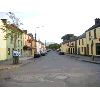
[23,31,33,57]
[77,33,87,55]
[60,39,77,54]
[60,41,68,54]
[85,18,100,56]
[68,39,77,54]
[32,38,36,57]
[0,19,7,60]
[60,18,100,56]
[0,19,24,60]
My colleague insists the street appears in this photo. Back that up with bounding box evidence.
[0,51,100,87]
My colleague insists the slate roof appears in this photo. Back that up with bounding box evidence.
[85,18,100,32]
[78,33,86,39]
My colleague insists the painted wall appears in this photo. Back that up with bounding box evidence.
[0,20,7,60]
[86,27,100,56]
[77,38,86,55]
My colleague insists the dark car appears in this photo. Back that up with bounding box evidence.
[34,53,41,58]
[41,52,46,56]
[58,51,65,55]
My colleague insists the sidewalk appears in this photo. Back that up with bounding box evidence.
[0,56,34,70]
[65,54,100,64]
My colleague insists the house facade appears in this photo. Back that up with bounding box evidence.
[77,33,87,55]
[85,18,100,56]
[0,19,23,60]
[23,30,33,57]
[60,18,100,56]
[60,42,67,53]
[0,19,7,60]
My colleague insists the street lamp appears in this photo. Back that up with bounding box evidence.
[34,26,44,54]
[34,27,40,54]
[90,36,94,61]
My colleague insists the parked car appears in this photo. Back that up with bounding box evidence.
[34,52,41,58]
[56,49,60,52]
[58,51,65,55]
[47,49,51,52]
[41,51,46,56]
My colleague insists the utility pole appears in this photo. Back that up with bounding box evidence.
[45,40,46,47]
[34,32,37,54]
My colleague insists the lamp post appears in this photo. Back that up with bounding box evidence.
[34,27,40,54]
[34,26,44,55]
[90,36,94,61]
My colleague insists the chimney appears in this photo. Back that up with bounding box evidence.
[1,19,7,23]
[95,18,100,25]
[23,30,27,34]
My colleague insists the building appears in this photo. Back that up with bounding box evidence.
[60,18,100,57]
[85,18,100,56]
[60,41,68,54]
[28,33,35,57]
[0,19,7,60]
[77,33,87,55]
[60,37,77,54]
[23,30,33,57]
[0,19,23,60]
[68,38,77,54]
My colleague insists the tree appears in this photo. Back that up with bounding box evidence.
[61,34,74,41]
[61,34,78,42]
[0,12,23,64]
[48,43,60,50]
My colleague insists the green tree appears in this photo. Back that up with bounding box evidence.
[61,34,74,41]
[48,43,60,50]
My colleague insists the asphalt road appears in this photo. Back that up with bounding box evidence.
[0,51,100,87]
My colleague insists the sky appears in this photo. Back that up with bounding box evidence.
[0,0,100,43]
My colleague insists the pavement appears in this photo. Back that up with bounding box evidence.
[65,54,100,64]
[0,56,34,70]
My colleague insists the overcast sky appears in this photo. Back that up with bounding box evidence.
[0,0,100,43]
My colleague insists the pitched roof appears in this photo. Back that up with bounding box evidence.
[85,18,100,32]
[78,33,86,39]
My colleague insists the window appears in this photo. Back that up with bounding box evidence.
[18,33,19,38]
[89,31,91,40]
[73,48,74,53]
[91,44,93,54]
[96,43,100,55]
[79,40,80,45]
[21,41,22,46]
[82,39,84,45]
[82,47,83,52]
[8,48,10,55]
[94,29,96,39]
[20,34,22,39]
